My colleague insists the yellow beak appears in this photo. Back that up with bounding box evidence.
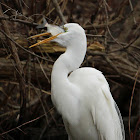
[28,32,62,48]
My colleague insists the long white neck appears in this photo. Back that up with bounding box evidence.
[51,39,87,91]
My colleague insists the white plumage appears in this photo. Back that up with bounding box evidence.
[30,23,125,140]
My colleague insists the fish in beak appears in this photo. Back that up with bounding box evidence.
[28,20,65,48]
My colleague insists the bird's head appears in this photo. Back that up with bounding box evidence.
[28,22,86,49]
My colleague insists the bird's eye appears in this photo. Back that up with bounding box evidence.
[63,26,68,32]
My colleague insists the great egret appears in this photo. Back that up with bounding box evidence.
[29,23,125,140]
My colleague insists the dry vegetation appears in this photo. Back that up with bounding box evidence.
[0,0,140,140]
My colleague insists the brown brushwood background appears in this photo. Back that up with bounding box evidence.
[0,0,140,140]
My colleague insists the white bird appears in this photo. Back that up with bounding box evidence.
[29,23,125,140]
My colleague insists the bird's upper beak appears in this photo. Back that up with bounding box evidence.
[28,22,64,48]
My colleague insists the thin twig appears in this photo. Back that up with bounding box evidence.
[107,40,140,50]
[0,106,54,136]
[128,67,140,136]
[103,0,124,49]
[46,0,64,17]
[33,60,49,125]
[0,16,38,26]
[83,16,123,30]
[36,58,50,83]
[109,33,140,53]
[133,117,140,140]
[0,114,44,136]
[0,29,52,62]
[86,34,105,37]
[128,0,136,24]
[54,0,68,24]
[0,4,27,125]
[104,56,120,74]
[52,0,67,24]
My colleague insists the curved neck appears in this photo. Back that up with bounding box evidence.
[51,42,86,87]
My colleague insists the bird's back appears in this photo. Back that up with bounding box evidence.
[66,67,125,140]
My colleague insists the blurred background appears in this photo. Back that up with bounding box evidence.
[0,0,140,139]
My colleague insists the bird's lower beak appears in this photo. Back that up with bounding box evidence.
[28,32,62,48]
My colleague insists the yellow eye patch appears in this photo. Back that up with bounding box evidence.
[63,27,68,32]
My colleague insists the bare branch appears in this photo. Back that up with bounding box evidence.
[52,0,67,24]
